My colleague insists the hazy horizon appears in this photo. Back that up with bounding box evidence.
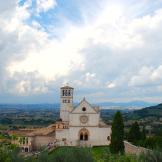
[0,100,158,108]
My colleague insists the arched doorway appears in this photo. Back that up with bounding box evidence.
[79,128,89,141]
[80,133,84,140]
[25,147,29,152]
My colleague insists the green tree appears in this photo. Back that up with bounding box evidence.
[110,111,124,154]
[0,144,24,162]
[128,122,141,145]
[141,126,146,141]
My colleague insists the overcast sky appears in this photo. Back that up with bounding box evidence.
[0,0,162,103]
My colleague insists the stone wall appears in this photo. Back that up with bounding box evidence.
[55,126,111,146]
[124,141,149,155]
[32,136,55,150]
[69,113,100,126]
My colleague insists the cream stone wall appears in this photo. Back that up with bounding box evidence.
[60,110,70,122]
[32,136,55,150]
[55,129,69,140]
[69,99,100,127]
[69,113,100,126]
[55,126,111,146]
[63,126,111,146]
[60,86,73,122]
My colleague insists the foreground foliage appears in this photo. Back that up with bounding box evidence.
[138,149,162,162]
[128,122,142,145]
[140,136,162,149]
[92,146,137,162]
[0,143,24,162]
[127,122,162,149]
[1,144,162,162]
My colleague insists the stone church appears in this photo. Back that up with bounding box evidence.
[56,85,111,146]
[11,85,111,152]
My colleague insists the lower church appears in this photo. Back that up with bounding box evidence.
[11,85,111,152]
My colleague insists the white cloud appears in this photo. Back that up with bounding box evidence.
[36,0,57,13]
[85,73,96,82]
[7,40,84,81]
[5,72,49,95]
[107,82,116,89]
[73,72,99,88]
[0,0,17,18]
[15,79,48,95]
[129,65,162,86]
[0,0,162,102]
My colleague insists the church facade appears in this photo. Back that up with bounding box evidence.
[56,85,111,146]
[11,85,111,151]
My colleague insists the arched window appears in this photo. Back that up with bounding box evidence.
[23,137,25,144]
[25,147,28,152]
[62,90,65,96]
[79,128,89,141]
[26,138,28,144]
[63,100,66,103]
[80,133,84,140]
[65,90,67,96]
[68,90,71,96]
[84,133,88,141]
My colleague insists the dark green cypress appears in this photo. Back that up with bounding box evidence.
[141,126,146,140]
[110,111,124,154]
[128,121,141,144]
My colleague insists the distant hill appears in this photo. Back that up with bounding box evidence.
[0,101,156,110]
[127,103,162,119]
[98,100,155,108]
[0,104,60,110]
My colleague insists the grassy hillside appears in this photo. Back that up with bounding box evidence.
[127,103,162,119]
[134,103,162,117]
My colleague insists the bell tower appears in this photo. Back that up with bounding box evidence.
[60,85,74,122]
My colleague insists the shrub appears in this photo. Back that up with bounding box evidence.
[138,149,162,162]
[48,147,93,162]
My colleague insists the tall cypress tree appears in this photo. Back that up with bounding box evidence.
[128,121,141,144]
[110,111,124,154]
[141,126,146,140]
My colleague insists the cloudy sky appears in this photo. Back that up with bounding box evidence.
[0,0,162,103]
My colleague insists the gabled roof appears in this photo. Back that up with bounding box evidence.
[71,97,99,113]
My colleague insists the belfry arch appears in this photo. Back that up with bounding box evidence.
[79,128,89,141]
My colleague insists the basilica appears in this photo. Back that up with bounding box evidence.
[57,85,111,146]
[11,85,111,152]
